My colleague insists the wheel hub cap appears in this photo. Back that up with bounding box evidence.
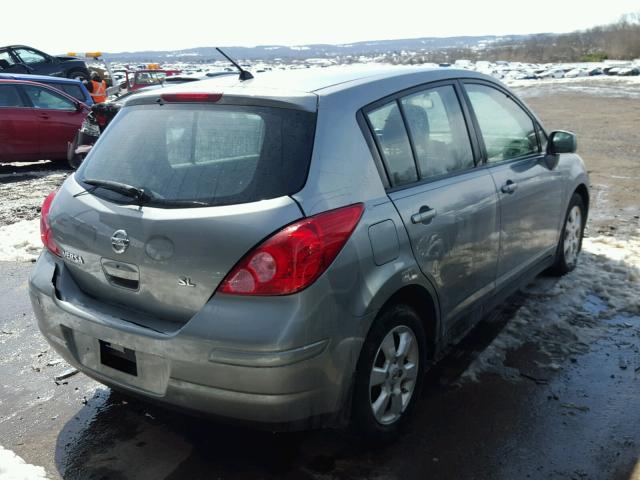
[563,205,583,267]
[369,325,419,425]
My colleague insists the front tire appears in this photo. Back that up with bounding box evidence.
[352,304,427,442]
[550,193,586,276]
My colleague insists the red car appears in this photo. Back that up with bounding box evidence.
[122,69,182,92]
[0,79,89,163]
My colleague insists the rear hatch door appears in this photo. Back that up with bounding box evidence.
[50,98,316,323]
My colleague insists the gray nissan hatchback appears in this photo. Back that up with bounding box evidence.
[30,67,589,439]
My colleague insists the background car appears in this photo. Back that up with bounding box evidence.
[0,73,93,105]
[0,79,89,163]
[122,69,182,92]
[67,84,170,168]
[162,71,236,84]
[0,45,90,81]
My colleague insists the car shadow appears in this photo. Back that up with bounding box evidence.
[53,291,531,480]
[0,160,69,184]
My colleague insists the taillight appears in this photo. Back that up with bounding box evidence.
[161,93,222,103]
[220,203,364,296]
[40,191,61,257]
[94,113,107,127]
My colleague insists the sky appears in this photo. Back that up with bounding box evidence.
[4,0,639,54]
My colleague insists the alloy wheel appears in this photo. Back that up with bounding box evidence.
[563,205,582,267]
[369,325,419,425]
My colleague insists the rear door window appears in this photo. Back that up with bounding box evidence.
[366,101,417,187]
[0,84,25,107]
[78,104,316,207]
[23,85,76,110]
[400,85,474,179]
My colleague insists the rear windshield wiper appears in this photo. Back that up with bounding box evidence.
[80,178,154,204]
[76,180,211,208]
[149,198,212,208]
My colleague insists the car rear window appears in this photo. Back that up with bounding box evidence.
[78,103,316,207]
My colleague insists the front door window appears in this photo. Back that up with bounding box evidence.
[23,85,75,110]
[14,48,48,65]
[465,84,539,162]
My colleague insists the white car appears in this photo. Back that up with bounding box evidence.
[565,69,588,78]
[538,69,565,79]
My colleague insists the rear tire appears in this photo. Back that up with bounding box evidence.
[352,304,427,443]
[67,69,89,82]
[67,134,83,169]
[549,193,586,276]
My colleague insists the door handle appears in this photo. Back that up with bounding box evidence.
[501,180,518,194]
[411,207,437,224]
[37,113,50,119]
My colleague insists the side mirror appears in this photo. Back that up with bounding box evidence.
[548,130,577,154]
[75,102,84,112]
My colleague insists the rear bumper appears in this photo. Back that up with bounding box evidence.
[29,252,368,428]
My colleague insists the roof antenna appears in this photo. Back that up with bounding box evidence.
[216,47,254,81]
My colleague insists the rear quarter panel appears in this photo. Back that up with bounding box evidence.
[292,89,443,351]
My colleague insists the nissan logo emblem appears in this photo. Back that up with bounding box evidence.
[111,230,130,254]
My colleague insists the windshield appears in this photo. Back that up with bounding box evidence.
[77,103,316,207]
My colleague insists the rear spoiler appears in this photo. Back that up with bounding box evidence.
[127,88,318,112]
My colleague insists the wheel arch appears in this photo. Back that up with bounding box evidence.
[574,183,589,217]
[370,284,439,361]
[66,67,89,80]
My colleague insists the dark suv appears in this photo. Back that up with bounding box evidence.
[0,45,90,81]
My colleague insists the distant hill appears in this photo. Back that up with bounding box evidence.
[103,35,531,63]
[381,12,640,64]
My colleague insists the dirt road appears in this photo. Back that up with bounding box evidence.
[523,87,640,237]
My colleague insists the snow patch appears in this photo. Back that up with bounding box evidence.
[510,76,640,99]
[0,219,41,262]
[0,446,48,480]
[461,235,640,382]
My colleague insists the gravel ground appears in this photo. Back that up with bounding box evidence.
[0,161,68,228]
[520,87,640,238]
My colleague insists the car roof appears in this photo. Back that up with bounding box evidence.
[0,73,83,85]
[157,65,492,93]
[248,65,443,92]
[0,78,87,103]
[2,45,38,50]
[128,66,499,112]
